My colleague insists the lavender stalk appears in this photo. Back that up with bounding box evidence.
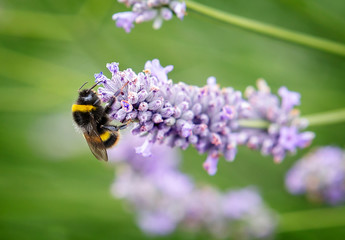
[95,59,314,175]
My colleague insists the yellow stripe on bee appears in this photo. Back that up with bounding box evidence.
[100,131,111,142]
[72,104,96,112]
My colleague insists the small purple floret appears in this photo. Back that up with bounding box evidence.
[106,62,119,74]
[135,139,153,157]
[112,11,137,33]
[121,100,133,112]
[278,126,300,152]
[278,86,301,111]
[203,153,219,175]
[145,59,173,82]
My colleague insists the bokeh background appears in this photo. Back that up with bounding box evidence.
[1,0,345,239]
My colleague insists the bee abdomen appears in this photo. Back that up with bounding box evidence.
[100,131,120,148]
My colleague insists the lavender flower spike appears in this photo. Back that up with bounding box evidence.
[113,0,186,32]
[109,133,277,238]
[96,59,314,175]
[285,146,345,205]
[242,79,315,163]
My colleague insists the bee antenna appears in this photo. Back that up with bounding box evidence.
[88,81,101,91]
[78,82,89,92]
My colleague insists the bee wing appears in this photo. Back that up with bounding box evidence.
[83,118,108,161]
[83,131,108,161]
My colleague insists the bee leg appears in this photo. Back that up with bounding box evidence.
[101,121,131,132]
[104,96,116,114]
[104,81,130,114]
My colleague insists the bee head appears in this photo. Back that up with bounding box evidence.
[77,82,100,104]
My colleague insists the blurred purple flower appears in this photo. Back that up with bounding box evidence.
[203,153,219,176]
[242,79,314,162]
[222,188,262,218]
[96,60,314,175]
[112,11,138,33]
[113,0,186,32]
[278,86,300,111]
[278,126,302,152]
[138,211,177,235]
[285,146,345,205]
[109,134,277,238]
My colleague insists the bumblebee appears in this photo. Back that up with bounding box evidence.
[72,82,129,161]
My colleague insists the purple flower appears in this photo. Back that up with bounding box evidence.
[112,11,138,33]
[109,134,180,173]
[242,79,314,163]
[221,187,277,238]
[169,1,186,19]
[106,62,119,74]
[138,212,177,235]
[161,7,173,20]
[113,0,187,32]
[96,60,314,174]
[203,153,219,175]
[109,134,277,238]
[278,86,300,111]
[144,59,173,82]
[285,146,345,205]
[135,139,153,157]
[222,188,262,218]
[279,126,305,152]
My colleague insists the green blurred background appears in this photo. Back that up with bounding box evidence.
[1,0,345,239]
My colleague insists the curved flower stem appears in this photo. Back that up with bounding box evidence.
[279,206,345,232]
[239,108,345,129]
[185,0,345,57]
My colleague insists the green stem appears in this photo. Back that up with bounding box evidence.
[237,119,269,129]
[304,108,345,126]
[185,0,345,57]
[238,108,345,128]
[279,206,345,232]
